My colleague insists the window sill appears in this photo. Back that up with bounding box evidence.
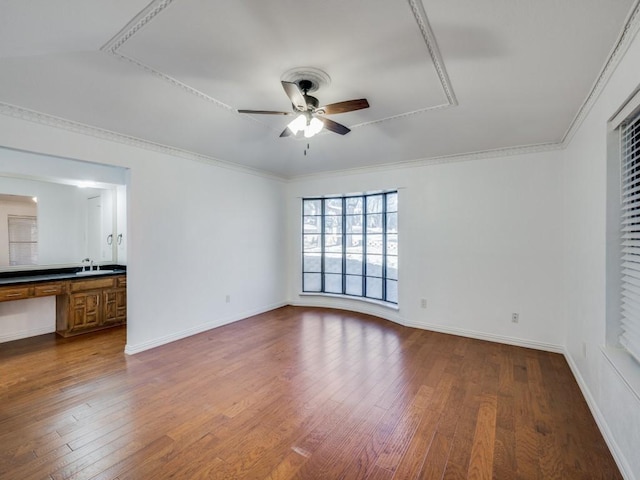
[601,346,640,403]
[298,292,399,311]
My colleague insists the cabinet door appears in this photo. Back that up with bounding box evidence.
[70,291,101,332]
[103,288,126,326]
[115,288,127,323]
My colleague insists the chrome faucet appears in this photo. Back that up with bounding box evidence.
[81,258,91,272]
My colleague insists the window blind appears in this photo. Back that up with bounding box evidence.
[8,215,38,266]
[621,111,640,362]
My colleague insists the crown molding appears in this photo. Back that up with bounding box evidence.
[561,0,640,145]
[286,142,564,181]
[354,0,458,127]
[110,51,234,112]
[408,0,457,107]
[101,0,233,112]
[101,0,175,54]
[101,0,457,130]
[0,102,285,182]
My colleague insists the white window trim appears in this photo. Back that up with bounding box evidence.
[618,107,640,363]
[605,85,640,400]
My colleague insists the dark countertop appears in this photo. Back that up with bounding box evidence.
[0,266,126,286]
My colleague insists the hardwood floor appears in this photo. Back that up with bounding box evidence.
[0,306,621,479]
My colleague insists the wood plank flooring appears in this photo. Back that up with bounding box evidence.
[0,306,621,479]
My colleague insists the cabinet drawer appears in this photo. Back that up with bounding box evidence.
[70,277,115,293]
[34,283,65,297]
[116,276,127,288]
[0,286,31,301]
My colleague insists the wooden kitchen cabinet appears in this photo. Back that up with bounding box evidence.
[103,287,126,327]
[68,290,102,332]
[56,274,127,337]
[0,281,67,301]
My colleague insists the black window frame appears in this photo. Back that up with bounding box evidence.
[302,191,398,304]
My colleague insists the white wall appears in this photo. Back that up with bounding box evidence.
[0,116,287,351]
[561,22,640,480]
[287,148,566,352]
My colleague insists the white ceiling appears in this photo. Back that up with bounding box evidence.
[0,0,637,178]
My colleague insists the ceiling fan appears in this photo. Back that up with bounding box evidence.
[238,79,369,138]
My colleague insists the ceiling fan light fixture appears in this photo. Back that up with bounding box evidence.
[305,116,324,138]
[287,114,324,138]
[287,114,307,135]
[240,69,367,138]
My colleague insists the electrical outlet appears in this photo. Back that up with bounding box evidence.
[420,298,427,309]
[225,295,231,303]
[511,313,519,323]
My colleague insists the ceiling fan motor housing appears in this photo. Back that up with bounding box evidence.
[303,94,319,110]
[280,67,331,93]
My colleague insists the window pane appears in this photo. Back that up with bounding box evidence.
[386,192,398,212]
[303,253,321,272]
[325,215,342,234]
[325,236,343,253]
[303,215,321,233]
[325,254,342,274]
[386,233,398,256]
[303,273,321,292]
[386,279,398,303]
[366,213,383,233]
[366,277,382,299]
[387,255,398,280]
[366,254,383,277]
[303,234,320,251]
[346,275,363,296]
[325,274,342,293]
[367,234,383,254]
[346,197,363,214]
[386,212,397,233]
[366,195,383,213]
[346,234,362,252]
[324,198,342,215]
[345,214,363,234]
[303,199,321,216]
[346,254,363,274]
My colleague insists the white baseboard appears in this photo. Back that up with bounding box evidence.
[404,320,564,353]
[289,298,403,325]
[0,325,55,343]
[291,299,563,353]
[124,301,287,355]
[564,350,635,480]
